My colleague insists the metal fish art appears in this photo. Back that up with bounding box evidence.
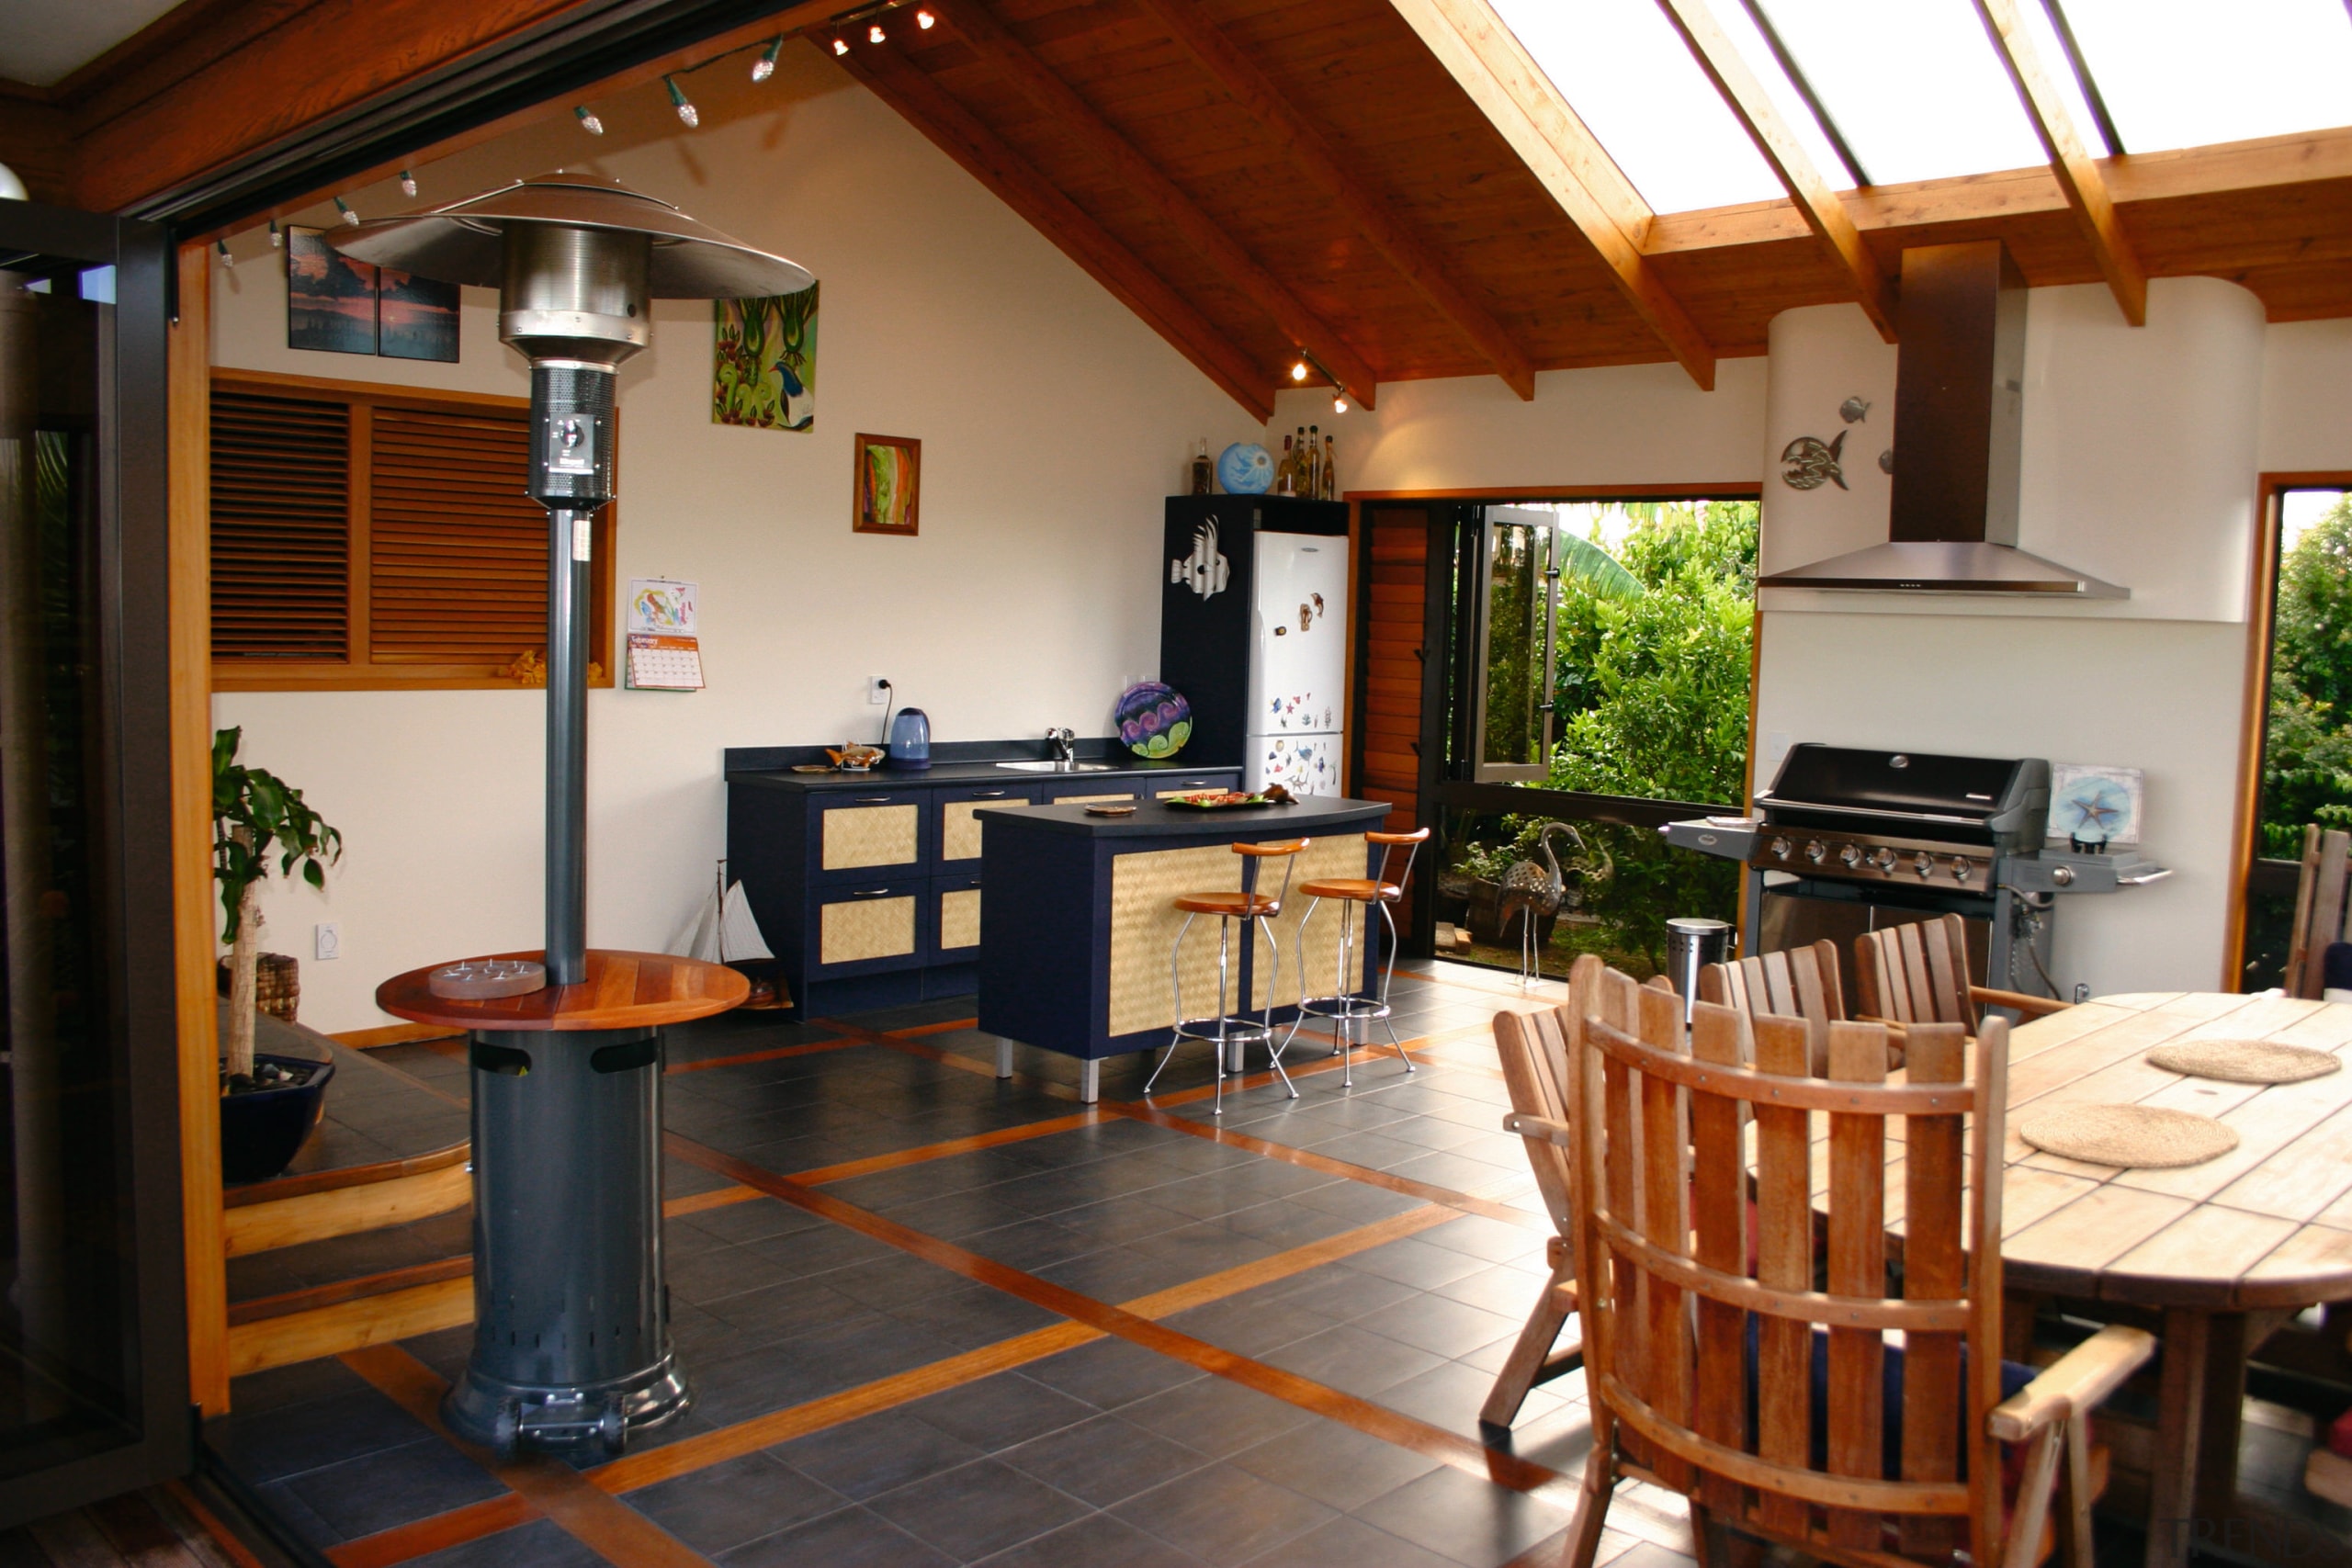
[1839,395,1871,423]
[1780,429,1849,491]
[1170,520,1230,599]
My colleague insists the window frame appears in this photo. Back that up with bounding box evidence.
[208,366,616,692]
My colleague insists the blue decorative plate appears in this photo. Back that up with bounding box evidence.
[1216,443,1273,495]
[1115,682,1193,759]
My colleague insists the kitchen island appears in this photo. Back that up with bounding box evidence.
[977,795,1394,1101]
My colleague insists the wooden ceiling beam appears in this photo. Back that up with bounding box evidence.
[938,0,1381,408]
[1129,0,1535,400]
[1386,0,1717,389]
[1655,0,1897,342]
[839,39,1275,422]
[1973,0,2147,324]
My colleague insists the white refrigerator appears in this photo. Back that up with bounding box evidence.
[1246,533,1350,796]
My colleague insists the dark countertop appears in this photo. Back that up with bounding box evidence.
[727,755,1240,794]
[978,795,1391,839]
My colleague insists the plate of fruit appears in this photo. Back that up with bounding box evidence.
[1165,784,1296,810]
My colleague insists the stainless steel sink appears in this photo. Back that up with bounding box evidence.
[995,761,1115,773]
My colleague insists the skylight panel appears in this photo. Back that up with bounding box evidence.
[2056,0,2352,155]
[1490,0,1786,215]
[1753,0,2051,184]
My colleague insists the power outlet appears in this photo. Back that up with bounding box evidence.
[314,922,340,961]
[868,676,890,705]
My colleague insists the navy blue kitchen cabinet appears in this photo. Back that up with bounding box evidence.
[725,748,1241,1019]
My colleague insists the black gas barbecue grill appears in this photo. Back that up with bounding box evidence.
[1663,744,2168,1007]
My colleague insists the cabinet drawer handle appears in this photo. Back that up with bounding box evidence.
[969,790,1008,798]
[851,795,892,804]
[849,887,893,898]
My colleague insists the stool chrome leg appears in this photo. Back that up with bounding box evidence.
[1278,898,1324,1062]
[1144,913,1200,1099]
[1339,897,1357,1088]
[1258,913,1296,1100]
[1378,899,1413,1072]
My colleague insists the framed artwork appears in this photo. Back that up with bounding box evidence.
[714,283,818,431]
[2048,762,2144,848]
[378,266,461,362]
[854,434,920,536]
[286,226,377,355]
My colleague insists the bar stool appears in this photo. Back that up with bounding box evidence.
[1144,838,1307,1114]
[1282,827,1428,1088]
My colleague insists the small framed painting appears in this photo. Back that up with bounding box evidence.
[854,434,920,536]
[2048,762,2144,848]
[286,226,376,355]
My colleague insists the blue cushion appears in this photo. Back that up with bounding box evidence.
[2323,941,2352,994]
[1739,1315,2035,1480]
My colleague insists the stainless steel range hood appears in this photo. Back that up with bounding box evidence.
[1760,241,2125,599]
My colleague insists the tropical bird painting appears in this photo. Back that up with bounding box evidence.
[714,283,819,431]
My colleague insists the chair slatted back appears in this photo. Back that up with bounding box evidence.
[1491,963,1588,1235]
[1698,940,1844,1073]
[1566,964,2012,1565]
[1855,914,1975,1031]
[2288,826,2352,999]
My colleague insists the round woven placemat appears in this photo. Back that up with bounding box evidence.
[2146,1039,2342,1085]
[2017,1104,2240,1168]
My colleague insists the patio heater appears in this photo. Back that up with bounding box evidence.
[334,174,809,1453]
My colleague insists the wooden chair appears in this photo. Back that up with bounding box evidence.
[2284,825,2351,998]
[1854,914,2070,1031]
[1698,939,1845,1074]
[1480,954,1598,1428]
[1554,971,2154,1568]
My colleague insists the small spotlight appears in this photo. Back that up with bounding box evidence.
[268,219,283,248]
[574,105,605,134]
[831,35,851,53]
[334,196,358,226]
[869,22,887,42]
[917,7,936,26]
[665,74,699,129]
[752,36,784,81]
[1332,393,1348,414]
[216,239,233,267]
[400,168,417,197]
[1290,360,1309,382]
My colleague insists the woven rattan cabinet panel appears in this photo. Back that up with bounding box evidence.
[822,804,919,871]
[939,887,982,951]
[820,893,917,965]
[1250,833,1367,1009]
[943,799,1025,861]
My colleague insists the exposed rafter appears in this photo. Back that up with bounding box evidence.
[840,40,1274,421]
[940,0,1380,407]
[1974,0,2148,324]
[1131,0,1536,400]
[1657,0,1896,342]
[1385,0,1718,390]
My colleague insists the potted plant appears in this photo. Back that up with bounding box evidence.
[214,727,344,1183]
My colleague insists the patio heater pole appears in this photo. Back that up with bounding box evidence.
[335,178,809,1453]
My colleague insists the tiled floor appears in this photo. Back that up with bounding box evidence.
[199,961,2346,1568]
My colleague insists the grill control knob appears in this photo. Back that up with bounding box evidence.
[1769,837,1792,860]
[1951,859,1973,884]
[1804,840,1826,863]
[1871,848,1897,871]
[1913,852,1934,878]
[1837,843,1861,866]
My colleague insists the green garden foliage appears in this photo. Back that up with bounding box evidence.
[2264,497,2352,857]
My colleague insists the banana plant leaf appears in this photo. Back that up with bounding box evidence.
[1556,532,1644,601]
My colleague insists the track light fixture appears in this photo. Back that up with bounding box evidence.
[574,105,605,134]
[752,36,784,80]
[868,21,887,41]
[1332,393,1348,414]
[917,7,936,26]
[334,196,358,226]
[216,239,232,266]
[832,35,851,53]
[268,219,282,248]
[665,74,698,128]
[401,169,418,197]
[1290,359,1309,381]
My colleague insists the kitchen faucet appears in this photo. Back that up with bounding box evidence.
[1046,727,1076,763]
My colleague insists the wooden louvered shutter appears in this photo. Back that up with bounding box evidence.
[368,407,546,664]
[210,389,349,659]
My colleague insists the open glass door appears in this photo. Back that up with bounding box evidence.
[0,202,188,1519]
[1471,507,1560,782]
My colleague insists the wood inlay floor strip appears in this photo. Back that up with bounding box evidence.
[665,1032,868,1075]
[324,1493,541,1568]
[338,1344,716,1568]
[789,1109,1103,1185]
[663,1134,1572,1503]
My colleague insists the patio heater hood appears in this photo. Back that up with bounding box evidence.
[1758,240,2125,599]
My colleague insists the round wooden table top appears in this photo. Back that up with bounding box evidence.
[376,949,750,1033]
[1992,990,2352,1311]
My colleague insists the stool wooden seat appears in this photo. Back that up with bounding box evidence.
[1173,891,1281,918]
[1282,827,1428,1089]
[1145,839,1308,1114]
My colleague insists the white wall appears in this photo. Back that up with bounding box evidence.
[209,44,1262,1031]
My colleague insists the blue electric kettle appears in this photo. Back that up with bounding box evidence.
[887,705,932,770]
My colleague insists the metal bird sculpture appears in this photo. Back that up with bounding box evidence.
[1498,821,1595,986]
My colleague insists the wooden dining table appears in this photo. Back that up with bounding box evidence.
[1986,990,2352,1568]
